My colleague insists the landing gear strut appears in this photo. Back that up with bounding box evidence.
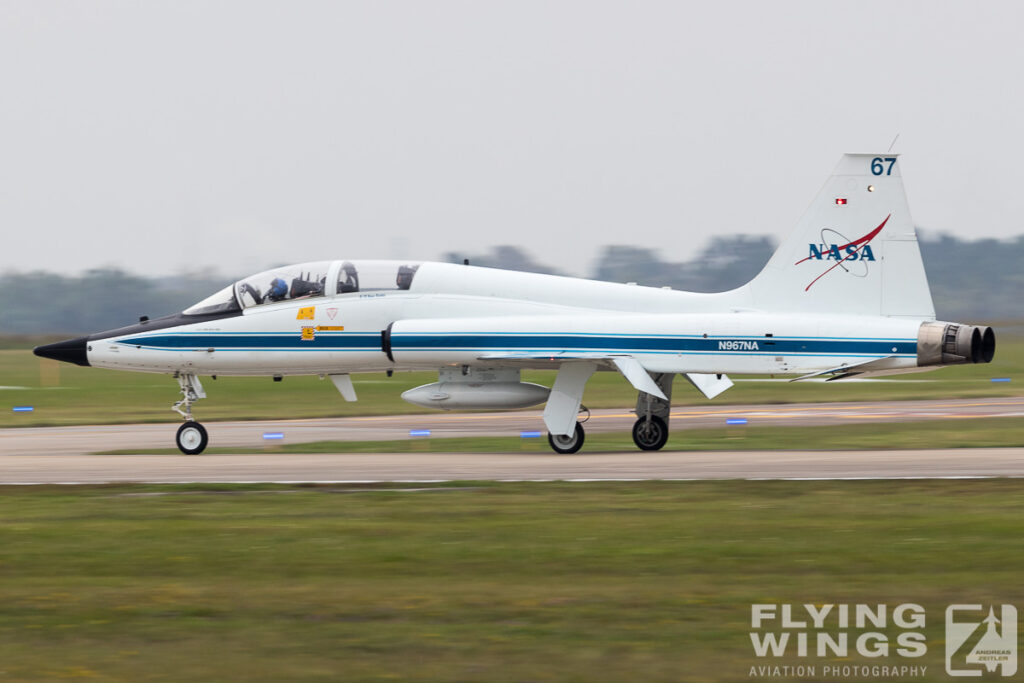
[632,373,674,451]
[173,373,208,455]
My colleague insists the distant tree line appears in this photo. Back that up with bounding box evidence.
[0,269,231,335]
[450,234,1024,322]
[2,234,1020,335]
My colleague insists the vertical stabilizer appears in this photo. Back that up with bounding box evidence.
[746,154,935,318]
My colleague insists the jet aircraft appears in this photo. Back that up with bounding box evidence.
[35,154,996,454]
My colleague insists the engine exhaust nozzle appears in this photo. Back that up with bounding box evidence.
[917,322,996,367]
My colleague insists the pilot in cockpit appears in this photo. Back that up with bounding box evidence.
[396,265,416,290]
[266,277,289,302]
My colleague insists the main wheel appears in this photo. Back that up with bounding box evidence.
[632,415,668,451]
[548,423,585,454]
[176,421,208,455]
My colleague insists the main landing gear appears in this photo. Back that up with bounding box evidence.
[632,414,668,451]
[546,405,591,454]
[548,422,585,454]
[631,372,674,451]
[173,372,208,455]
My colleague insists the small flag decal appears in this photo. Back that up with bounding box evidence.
[835,198,847,205]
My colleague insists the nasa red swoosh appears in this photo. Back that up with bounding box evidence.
[796,214,890,292]
[794,214,891,266]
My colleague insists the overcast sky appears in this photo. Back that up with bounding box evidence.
[1,1,1022,279]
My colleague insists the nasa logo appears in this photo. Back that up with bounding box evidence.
[795,215,890,291]
[806,244,876,262]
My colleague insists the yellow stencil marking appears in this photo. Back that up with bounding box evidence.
[316,326,345,331]
[300,326,315,341]
[296,306,315,320]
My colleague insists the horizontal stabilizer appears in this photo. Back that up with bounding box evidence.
[789,356,901,382]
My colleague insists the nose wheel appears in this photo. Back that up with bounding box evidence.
[172,373,209,454]
[176,421,208,455]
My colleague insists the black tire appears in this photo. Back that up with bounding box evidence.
[176,421,208,455]
[547,423,585,454]
[632,415,668,451]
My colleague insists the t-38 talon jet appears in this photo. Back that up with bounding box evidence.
[35,154,995,454]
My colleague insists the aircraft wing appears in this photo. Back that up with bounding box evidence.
[478,352,667,399]
[476,351,613,363]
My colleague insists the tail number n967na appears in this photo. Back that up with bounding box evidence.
[718,340,760,351]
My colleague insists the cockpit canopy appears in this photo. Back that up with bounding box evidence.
[235,261,332,308]
[182,260,422,316]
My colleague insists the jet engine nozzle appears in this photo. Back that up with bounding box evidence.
[917,321,995,367]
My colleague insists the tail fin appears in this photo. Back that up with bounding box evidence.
[746,154,935,319]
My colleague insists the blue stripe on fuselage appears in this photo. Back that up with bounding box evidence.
[117,332,917,356]
[391,334,915,356]
[118,334,381,350]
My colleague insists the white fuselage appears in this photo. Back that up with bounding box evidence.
[86,261,924,377]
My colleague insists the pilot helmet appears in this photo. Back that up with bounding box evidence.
[269,277,288,299]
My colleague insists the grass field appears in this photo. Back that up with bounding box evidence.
[2,335,1021,428]
[100,417,1024,456]
[0,480,1021,681]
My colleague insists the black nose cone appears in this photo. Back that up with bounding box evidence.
[33,337,90,366]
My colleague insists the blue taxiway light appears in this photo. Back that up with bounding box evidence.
[409,429,432,437]
[726,418,748,426]
[991,378,1011,383]
[262,432,285,440]
[520,431,542,438]
[12,406,34,412]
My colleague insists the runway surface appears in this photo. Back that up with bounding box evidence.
[1,397,1021,483]
[4,396,1023,457]
[1,449,1022,484]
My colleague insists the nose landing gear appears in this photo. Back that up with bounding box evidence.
[176,421,208,455]
[173,373,208,455]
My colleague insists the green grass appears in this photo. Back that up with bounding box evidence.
[98,417,1024,455]
[2,335,1022,427]
[0,480,1021,681]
